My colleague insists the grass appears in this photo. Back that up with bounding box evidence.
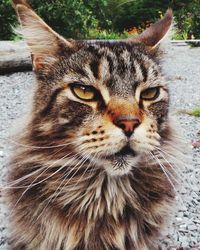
[177,107,200,117]
[190,107,200,117]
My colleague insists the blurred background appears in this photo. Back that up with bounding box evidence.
[0,0,200,41]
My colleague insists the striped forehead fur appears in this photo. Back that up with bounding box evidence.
[32,42,162,112]
[84,42,160,83]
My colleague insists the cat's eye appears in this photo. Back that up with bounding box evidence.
[140,87,160,101]
[70,83,98,101]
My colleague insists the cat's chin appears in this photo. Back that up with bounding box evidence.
[98,146,141,176]
[103,156,140,176]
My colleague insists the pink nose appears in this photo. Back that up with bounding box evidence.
[114,116,141,137]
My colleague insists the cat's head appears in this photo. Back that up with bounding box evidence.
[13,0,173,176]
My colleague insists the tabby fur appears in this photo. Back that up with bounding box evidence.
[7,1,181,249]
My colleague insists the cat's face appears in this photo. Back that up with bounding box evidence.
[14,2,172,176]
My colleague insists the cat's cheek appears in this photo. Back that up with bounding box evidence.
[148,101,169,122]
[130,137,155,153]
[130,122,160,153]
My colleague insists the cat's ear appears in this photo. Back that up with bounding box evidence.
[12,0,74,70]
[130,9,173,48]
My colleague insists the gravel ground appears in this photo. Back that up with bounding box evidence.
[0,45,200,249]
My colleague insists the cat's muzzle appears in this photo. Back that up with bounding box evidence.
[106,144,136,161]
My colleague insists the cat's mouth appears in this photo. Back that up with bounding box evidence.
[106,145,136,160]
[115,145,136,157]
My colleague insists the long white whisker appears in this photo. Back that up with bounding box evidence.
[154,151,181,185]
[155,147,198,193]
[10,151,77,213]
[64,151,102,211]
[149,152,177,193]
[2,138,77,190]
[5,137,74,149]
[36,150,94,220]
[154,146,189,170]
[3,145,73,189]
[50,152,91,201]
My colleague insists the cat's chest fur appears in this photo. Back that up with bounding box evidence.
[31,165,173,250]
[8,157,173,250]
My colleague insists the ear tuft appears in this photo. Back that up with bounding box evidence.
[12,0,31,9]
[15,5,60,56]
[12,0,74,71]
[131,9,173,48]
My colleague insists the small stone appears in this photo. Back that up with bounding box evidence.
[176,217,183,222]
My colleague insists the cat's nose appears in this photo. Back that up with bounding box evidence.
[114,116,141,137]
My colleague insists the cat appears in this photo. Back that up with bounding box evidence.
[7,1,181,249]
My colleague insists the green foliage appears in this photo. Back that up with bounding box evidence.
[171,30,188,40]
[104,0,200,39]
[0,0,199,40]
[173,0,200,39]
[88,29,129,40]
[191,107,200,117]
[28,0,99,39]
[106,0,169,31]
[0,0,17,40]
[83,0,112,30]
[178,107,200,117]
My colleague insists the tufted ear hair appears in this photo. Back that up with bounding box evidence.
[12,0,31,8]
[130,9,173,48]
[12,0,75,71]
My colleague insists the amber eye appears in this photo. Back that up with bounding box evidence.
[70,83,97,101]
[140,87,160,101]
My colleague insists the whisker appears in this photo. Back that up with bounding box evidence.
[149,152,178,193]
[155,147,199,193]
[154,146,189,170]
[162,140,189,154]
[167,134,187,141]
[154,150,182,185]
[5,137,75,149]
[152,154,195,209]
[53,145,99,195]
[50,153,90,201]
[65,151,102,215]
[10,151,78,213]
[3,145,72,189]
[36,150,95,220]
